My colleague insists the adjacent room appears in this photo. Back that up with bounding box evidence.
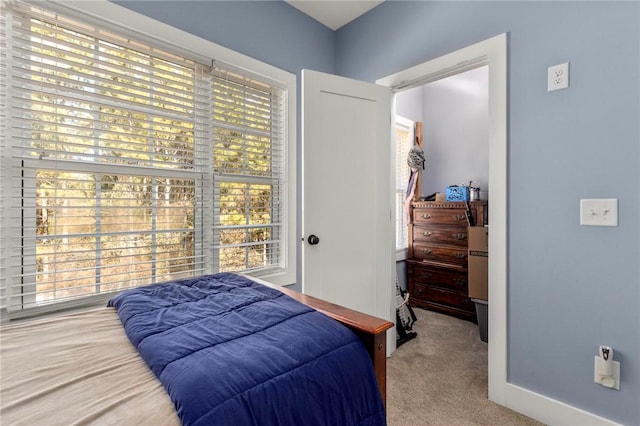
[1,1,638,425]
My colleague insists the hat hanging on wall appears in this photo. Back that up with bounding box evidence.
[407,145,425,171]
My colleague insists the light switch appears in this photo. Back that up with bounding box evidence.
[580,199,618,227]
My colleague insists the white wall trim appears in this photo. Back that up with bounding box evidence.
[377,31,510,406]
[504,383,621,426]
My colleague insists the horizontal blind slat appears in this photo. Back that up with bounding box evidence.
[9,41,195,96]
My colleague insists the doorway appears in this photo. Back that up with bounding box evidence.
[377,33,508,405]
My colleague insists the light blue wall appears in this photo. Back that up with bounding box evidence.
[337,1,639,424]
[396,67,490,199]
[395,85,423,122]
[113,1,335,75]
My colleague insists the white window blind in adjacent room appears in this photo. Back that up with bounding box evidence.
[0,1,290,314]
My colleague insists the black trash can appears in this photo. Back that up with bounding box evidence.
[472,298,488,342]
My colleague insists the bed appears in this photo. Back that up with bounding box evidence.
[0,273,393,425]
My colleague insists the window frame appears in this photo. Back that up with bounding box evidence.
[0,0,297,317]
[394,115,415,260]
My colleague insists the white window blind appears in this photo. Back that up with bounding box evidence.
[0,1,289,314]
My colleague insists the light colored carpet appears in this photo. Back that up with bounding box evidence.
[387,308,544,426]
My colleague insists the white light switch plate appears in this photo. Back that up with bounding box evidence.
[580,199,618,226]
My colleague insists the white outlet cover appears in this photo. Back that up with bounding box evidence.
[548,62,569,92]
[580,199,618,226]
[594,356,620,390]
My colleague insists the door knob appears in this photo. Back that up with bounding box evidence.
[307,234,320,245]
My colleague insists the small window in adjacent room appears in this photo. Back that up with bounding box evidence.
[394,116,414,257]
[0,0,296,314]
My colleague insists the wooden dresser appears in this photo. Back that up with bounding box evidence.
[407,201,487,321]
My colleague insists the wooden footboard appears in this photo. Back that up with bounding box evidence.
[278,286,394,407]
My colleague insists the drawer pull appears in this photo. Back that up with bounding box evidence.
[421,213,432,219]
[453,214,466,221]
[422,248,432,255]
[454,278,466,286]
[454,252,466,259]
[423,231,433,237]
[421,272,433,279]
[451,233,466,240]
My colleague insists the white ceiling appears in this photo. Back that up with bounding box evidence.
[285,1,383,30]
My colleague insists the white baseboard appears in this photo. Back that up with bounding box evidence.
[504,383,620,426]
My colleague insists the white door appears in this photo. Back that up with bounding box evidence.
[301,69,394,348]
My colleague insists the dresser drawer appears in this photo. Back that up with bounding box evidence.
[412,282,474,311]
[412,244,468,266]
[413,208,468,225]
[413,225,467,247]
[410,263,467,291]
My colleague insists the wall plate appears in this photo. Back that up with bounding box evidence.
[580,199,618,227]
[548,62,569,91]
[594,356,620,390]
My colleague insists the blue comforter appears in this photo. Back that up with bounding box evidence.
[108,273,386,426]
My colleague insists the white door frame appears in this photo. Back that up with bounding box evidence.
[376,33,508,405]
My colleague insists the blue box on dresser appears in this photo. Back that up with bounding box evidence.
[445,186,469,202]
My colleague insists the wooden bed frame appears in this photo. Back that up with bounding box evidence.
[278,286,394,407]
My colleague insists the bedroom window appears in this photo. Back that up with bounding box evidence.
[0,1,295,314]
[212,70,285,274]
